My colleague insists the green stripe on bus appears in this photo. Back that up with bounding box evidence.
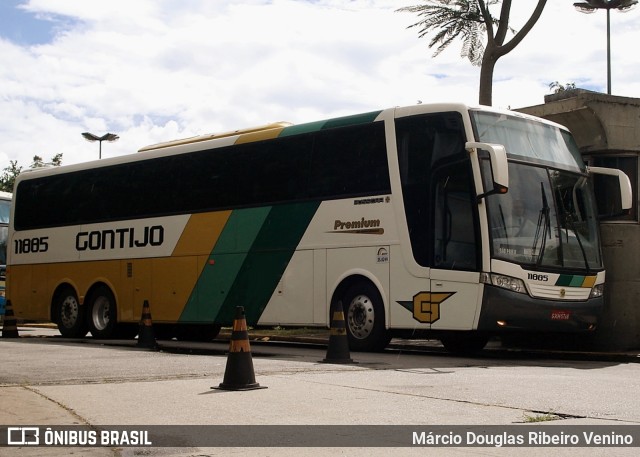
[278,121,327,137]
[555,275,586,287]
[277,110,382,138]
[180,202,320,325]
[179,207,271,322]
[555,275,573,287]
[217,201,320,325]
[322,110,382,129]
[571,276,586,287]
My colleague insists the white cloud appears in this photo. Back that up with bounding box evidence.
[1,0,639,169]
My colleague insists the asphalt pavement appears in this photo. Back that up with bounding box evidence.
[2,323,640,457]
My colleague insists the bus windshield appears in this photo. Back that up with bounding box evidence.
[471,110,585,172]
[472,112,601,272]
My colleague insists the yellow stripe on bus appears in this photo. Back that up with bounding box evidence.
[233,126,288,144]
[172,211,231,257]
[582,276,597,288]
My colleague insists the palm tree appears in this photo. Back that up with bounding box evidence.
[398,0,547,106]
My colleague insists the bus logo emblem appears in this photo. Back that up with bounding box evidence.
[398,292,456,324]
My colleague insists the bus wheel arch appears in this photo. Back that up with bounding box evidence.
[331,275,390,352]
[52,284,87,338]
[86,283,118,339]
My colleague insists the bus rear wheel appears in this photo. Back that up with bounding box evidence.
[54,288,87,338]
[87,286,117,339]
[342,282,390,352]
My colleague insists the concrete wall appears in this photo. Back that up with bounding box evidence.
[521,90,640,153]
[519,90,640,350]
[599,224,640,349]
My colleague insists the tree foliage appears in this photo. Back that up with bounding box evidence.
[399,0,547,106]
[0,161,22,193]
[0,154,63,193]
[399,0,499,66]
[549,81,577,94]
[30,153,63,169]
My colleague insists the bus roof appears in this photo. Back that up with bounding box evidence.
[138,122,293,152]
[138,109,396,154]
[13,103,569,184]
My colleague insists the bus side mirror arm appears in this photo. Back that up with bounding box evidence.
[466,142,509,202]
[587,165,633,211]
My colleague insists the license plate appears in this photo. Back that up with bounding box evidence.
[551,310,571,320]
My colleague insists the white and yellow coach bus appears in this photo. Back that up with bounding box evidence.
[7,104,631,352]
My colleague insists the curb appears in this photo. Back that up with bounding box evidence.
[11,324,640,363]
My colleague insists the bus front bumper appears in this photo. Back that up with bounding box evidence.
[477,285,602,333]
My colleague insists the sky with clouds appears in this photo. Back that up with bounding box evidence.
[1,0,639,169]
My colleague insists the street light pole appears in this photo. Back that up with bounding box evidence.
[81,132,119,159]
[574,0,638,95]
[606,7,611,94]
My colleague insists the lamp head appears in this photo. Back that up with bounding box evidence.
[82,132,119,142]
[574,0,638,11]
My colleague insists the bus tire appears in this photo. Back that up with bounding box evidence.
[54,287,87,338]
[342,281,390,352]
[440,332,489,355]
[87,285,117,339]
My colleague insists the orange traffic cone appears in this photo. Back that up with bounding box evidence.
[137,300,157,350]
[321,301,355,364]
[213,306,266,391]
[1,300,19,338]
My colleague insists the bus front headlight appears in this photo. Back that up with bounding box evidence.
[590,284,604,299]
[482,273,527,295]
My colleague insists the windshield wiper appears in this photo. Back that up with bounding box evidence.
[532,183,551,265]
[498,203,509,247]
[552,177,591,273]
[563,213,591,273]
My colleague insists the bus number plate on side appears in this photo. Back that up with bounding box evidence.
[550,310,571,321]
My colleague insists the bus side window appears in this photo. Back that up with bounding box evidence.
[432,161,478,270]
[396,112,478,270]
[396,116,433,267]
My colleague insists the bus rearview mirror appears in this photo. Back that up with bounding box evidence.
[588,166,633,219]
[466,142,509,201]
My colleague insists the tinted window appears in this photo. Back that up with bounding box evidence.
[396,112,478,269]
[15,122,390,230]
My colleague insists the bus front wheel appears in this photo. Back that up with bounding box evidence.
[54,288,87,338]
[341,282,390,352]
[87,286,117,339]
